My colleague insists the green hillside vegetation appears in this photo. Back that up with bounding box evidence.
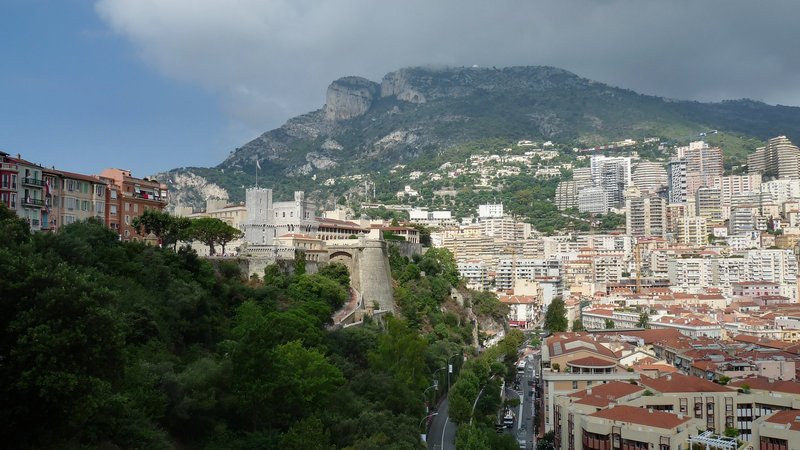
[0,203,506,449]
[164,68,800,228]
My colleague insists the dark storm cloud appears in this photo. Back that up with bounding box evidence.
[95,0,800,135]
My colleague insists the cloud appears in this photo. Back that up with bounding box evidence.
[95,0,800,133]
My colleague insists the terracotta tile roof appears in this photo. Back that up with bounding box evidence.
[498,295,537,305]
[589,405,691,429]
[732,335,793,349]
[691,361,719,371]
[729,376,800,395]
[570,382,645,406]
[567,356,617,368]
[764,410,800,431]
[640,373,732,393]
[547,334,619,360]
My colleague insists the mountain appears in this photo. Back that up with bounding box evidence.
[157,65,800,210]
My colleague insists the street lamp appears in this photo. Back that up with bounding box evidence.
[419,412,439,442]
[446,352,463,393]
[432,366,446,393]
[423,385,437,413]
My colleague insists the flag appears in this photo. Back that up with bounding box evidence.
[45,178,51,196]
[27,194,31,203]
[256,160,261,170]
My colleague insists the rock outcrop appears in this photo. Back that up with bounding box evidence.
[324,76,379,121]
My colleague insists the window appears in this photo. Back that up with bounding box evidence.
[133,203,138,212]
[110,190,117,199]
[81,200,90,211]
[125,215,130,225]
[10,193,15,208]
[11,175,16,189]
[572,381,578,389]
[53,195,59,207]
[125,202,130,211]
[95,201,104,214]
[1,174,7,188]
[95,185,104,196]
[124,230,130,237]
[65,197,77,210]
[1,193,7,206]
[110,205,117,216]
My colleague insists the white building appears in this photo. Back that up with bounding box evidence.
[478,203,504,218]
[578,186,609,214]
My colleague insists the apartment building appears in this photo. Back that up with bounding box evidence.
[5,155,47,231]
[55,170,108,228]
[98,169,169,242]
[542,334,640,433]
[696,187,723,226]
[457,260,490,291]
[578,186,609,214]
[667,159,688,204]
[0,152,19,215]
[713,174,763,220]
[748,136,800,180]
[676,216,708,246]
[626,194,667,239]
[632,160,667,193]
[761,179,800,206]
[556,180,580,210]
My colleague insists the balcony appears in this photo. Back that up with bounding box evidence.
[22,197,45,207]
[22,177,45,187]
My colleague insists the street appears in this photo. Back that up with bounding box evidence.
[505,359,536,449]
[427,395,457,450]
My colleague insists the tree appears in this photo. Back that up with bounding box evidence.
[604,318,615,329]
[571,319,585,332]
[187,217,238,256]
[131,209,173,241]
[636,311,650,329]
[368,317,428,391]
[217,223,243,255]
[543,297,568,332]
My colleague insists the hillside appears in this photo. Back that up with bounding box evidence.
[157,65,800,210]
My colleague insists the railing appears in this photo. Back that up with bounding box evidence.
[130,192,166,202]
[22,177,45,186]
[0,162,18,170]
[22,198,45,207]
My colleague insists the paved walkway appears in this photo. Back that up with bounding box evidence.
[333,288,359,324]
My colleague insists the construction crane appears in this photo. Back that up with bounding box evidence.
[661,130,718,146]
[558,213,602,285]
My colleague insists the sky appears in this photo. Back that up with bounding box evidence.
[2,0,800,177]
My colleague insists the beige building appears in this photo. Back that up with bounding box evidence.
[751,409,800,450]
[626,194,667,239]
[542,334,640,433]
[676,216,708,246]
[749,136,800,180]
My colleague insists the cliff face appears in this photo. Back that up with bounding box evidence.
[324,76,379,120]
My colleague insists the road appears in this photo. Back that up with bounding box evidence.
[505,335,541,449]
[427,395,456,450]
